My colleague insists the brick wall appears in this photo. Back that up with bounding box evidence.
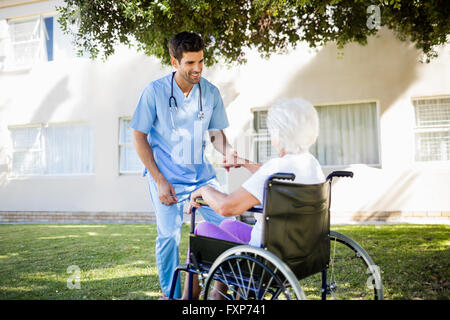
[331,211,450,223]
[0,212,156,224]
[0,210,448,224]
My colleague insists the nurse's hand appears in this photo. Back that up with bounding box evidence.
[156,179,178,205]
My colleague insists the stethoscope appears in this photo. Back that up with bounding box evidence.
[169,71,204,131]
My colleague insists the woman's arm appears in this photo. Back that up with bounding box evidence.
[240,160,262,174]
[189,186,260,217]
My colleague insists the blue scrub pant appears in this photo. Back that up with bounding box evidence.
[147,177,231,299]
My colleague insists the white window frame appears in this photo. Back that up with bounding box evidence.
[8,121,94,178]
[118,117,141,175]
[412,95,450,163]
[251,132,278,164]
[1,14,53,71]
[9,123,44,176]
[251,107,278,164]
[250,100,382,168]
[312,99,382,169]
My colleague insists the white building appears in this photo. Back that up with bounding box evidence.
[1,0,449,224]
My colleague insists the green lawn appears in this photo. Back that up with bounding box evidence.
[0,224,448,300]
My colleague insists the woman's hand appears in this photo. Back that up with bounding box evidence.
[222,150,241,172]
[188,187,204,214]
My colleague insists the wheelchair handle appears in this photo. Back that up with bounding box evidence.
[195,198,207,205]
[326,171,354,180]
[190,207,197,234]
[268,172,296,182]
[190,198,207,234]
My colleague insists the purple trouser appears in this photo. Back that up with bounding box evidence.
[194,219,253,244]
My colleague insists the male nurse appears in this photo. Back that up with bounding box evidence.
[130,31,241,299]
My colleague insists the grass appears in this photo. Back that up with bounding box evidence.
[0,224,448,300]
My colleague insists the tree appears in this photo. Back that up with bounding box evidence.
[57,0,450,65]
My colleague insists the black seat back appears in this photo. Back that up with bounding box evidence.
[262,178,331,280]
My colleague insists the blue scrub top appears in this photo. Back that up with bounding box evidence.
[130,73,229,185]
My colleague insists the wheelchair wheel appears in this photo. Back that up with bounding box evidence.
[203,245,306,300]
[299,231,384,300]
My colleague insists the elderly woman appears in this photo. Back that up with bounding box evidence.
[182,98,325,299]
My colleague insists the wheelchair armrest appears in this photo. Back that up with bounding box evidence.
[193,198,263,224]
[326,171,354,180]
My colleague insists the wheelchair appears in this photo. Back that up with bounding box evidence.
[169,171,384,300]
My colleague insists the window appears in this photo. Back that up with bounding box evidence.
[9,123,94,177]
[0,16,54,70]
[119,118,142,174]
[252,101,380,166]
[413,97,450,162]
[252,110,278,163]
[10,125,42,176]
[311,101,380,166]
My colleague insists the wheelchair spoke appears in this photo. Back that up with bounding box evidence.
[204,246,305,300]
[218,266,239,300]
[328,238,376,299]
[299,232,383,300]
[264,267,277,292]
[246,259,257,298]
[256,267,266,299]
[271,287,284,300]
[227,260,246,299]
[211,284,232,300]
[257,267,279,299]
[235,258,248,299]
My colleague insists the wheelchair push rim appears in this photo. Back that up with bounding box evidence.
[299,231,384,300]
[328,231,384,300]
[203,245,306,300]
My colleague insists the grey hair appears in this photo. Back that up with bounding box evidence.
[267,98,319,153]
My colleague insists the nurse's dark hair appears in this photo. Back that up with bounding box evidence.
[169,31,204,62]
